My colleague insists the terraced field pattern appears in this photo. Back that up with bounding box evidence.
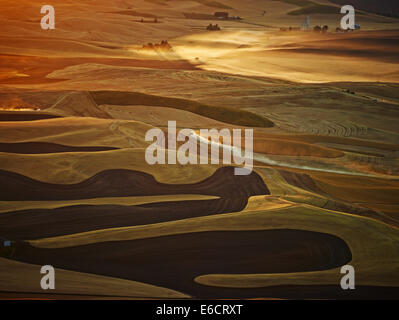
[0,0,399,300]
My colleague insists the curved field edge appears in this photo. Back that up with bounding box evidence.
[28,197,399,289]
[0,194,219,214]
[0,149,220,185]
[89,91,274,128]
[0,257,189,299]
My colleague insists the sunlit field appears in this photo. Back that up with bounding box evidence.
[0,0,399,301]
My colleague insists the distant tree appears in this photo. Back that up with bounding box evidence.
[313,25,321,32]
[322,25,328,33]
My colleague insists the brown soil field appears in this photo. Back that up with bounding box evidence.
[0,166,269,201]
[0,112,60,121]
[0,199,248,240]
[11,230,352,299]
[0,142,117,154]
[0,0,398,300]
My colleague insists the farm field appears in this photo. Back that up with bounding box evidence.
[0,0,398,300]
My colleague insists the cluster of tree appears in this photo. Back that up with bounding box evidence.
[142,40,172,51]
[206,24,221,31]
[313,25,329,33]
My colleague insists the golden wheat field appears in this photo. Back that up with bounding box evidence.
[0,0,399,301]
